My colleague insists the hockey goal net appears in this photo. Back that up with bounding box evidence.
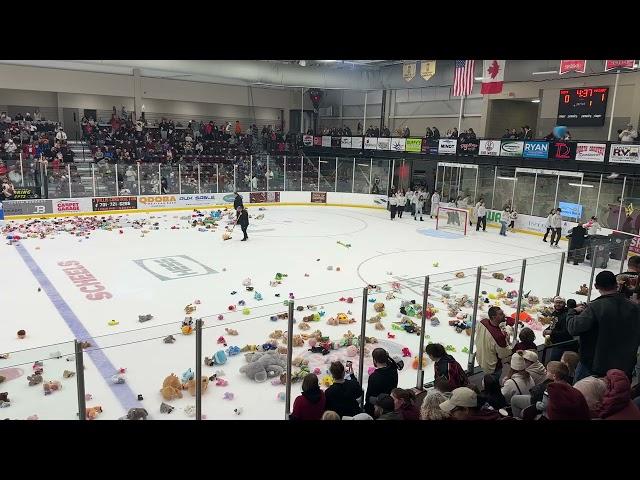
[435,206,468,235]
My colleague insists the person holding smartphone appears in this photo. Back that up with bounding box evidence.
[324,361,363,419]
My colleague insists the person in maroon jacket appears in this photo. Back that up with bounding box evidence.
[546,382,590,420]
[596,369,640,420]
[391,388,420,420]
[290,373,326,421]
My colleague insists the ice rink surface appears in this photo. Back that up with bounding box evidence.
[0,206,619,420]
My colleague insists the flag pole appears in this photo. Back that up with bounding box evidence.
[458,95,465,132]
[607,70,620,141]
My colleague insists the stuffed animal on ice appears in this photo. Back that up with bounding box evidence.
[86,406,103,420]
[239,351,288,382]
[185,304,197,315]
[373,302,385,313]
[181,317,194,335]
[43,380,62,395]
[185,376,210,396]
[123,408,149,420]
[492,272,505,280]
[160,374,183,401]
[576,284,588,295]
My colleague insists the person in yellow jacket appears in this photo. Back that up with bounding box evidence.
[475,306,513,380]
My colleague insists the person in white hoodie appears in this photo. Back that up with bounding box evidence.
[414,190,425,221]
[410,188,420,219]
[542,209,555,243]
[501,351,535,404]
[388,188,398,220]
[406,188,414,216]
[476,200,487,232]
[395,189,407,219]
[619,123,638,143]
[549,208,563,248]
[499,207,510,236]
[430,191,440,219]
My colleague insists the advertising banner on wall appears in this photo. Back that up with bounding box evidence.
[479,140,501,156]
[390,138,406,152]
[364,137,378,150]
[331,137,341,148]
[313,136,322,146]
[92,196,137,212]
[178,193,235,206]
[457,138,480,155]
[322,136,332,147]
[499,140,524,157]
[303,135,314,147]
[351,137,363,149]
[138,195,179,209]
[340,137,352,148]
[11,187,40,200]
[52,198,92,214]
[311,192,327,203]
[377,138,391,150]
[523,141,550,159]
[575,143,606,162]
[438,139,457,154]
[550,141,577,160]
[424,139,439,154]
[3,199,52,216]
[405,138,423,153]
[609,144,640,164]
[249,192,280,203]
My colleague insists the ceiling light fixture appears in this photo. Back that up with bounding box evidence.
[532,70,558,75]
[568,183,594,188]
[474,76,484,81]
[497,176,516,181]
[531,99,541,103]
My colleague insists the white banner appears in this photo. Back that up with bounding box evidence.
[341,137,352,148]
[302,135,314,147]
[500,140,524,157]
[351,137,363,149]
[177,193,236,206]
[322,136,332,147]
[390,138,406,152]
[438,139,457,154]
[377,138,391,150]
[51,198,93,214]
[479,139,501,156]
[575,143,606,162]
[364,137,378,150]
[609,144,640,164]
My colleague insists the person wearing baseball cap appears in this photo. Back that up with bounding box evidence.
[439,387,501,420]
[567,270,640,382]
[371,393,402,420]
[342,413,374,420]
[543,296,578,362]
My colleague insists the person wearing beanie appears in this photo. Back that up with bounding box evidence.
[546,381,591,420]
[543,296,578,362]
[439,387,501,421]
[597,369,640,420]
[567,270,640,382]
[500,351,535,404]
[522,349,548,386]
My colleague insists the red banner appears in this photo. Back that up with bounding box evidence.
[559,60,587,75]
[604,60,636,72]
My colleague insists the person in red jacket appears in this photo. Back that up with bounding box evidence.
[546,382,590,420]
[290,373,326,420]
[597,369,640,420]
[391,388,420,420]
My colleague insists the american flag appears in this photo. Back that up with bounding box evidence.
[452,60,475,97]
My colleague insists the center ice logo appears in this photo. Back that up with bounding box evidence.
[134,255,218,281]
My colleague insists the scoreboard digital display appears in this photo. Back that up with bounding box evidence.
[557,87,609,126]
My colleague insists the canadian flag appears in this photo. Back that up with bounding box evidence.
[481,60,506,94]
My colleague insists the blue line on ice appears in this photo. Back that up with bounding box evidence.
[14,243,139,412]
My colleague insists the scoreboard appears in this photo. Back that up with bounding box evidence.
[557,87,609,126]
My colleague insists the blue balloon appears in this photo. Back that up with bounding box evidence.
[553,126,567,139]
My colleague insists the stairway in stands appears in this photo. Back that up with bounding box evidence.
[67,140,91,163]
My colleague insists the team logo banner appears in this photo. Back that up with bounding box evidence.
[457,138,480,155]
[575,143,606,162]
[479,140,501,156]
[605,60,635,71]
[550,141,577,160]
[302,135,314,147]
[313,136,322,146]
[403,62,417,82]
[559,60,587,74]
[390,138,406,152]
